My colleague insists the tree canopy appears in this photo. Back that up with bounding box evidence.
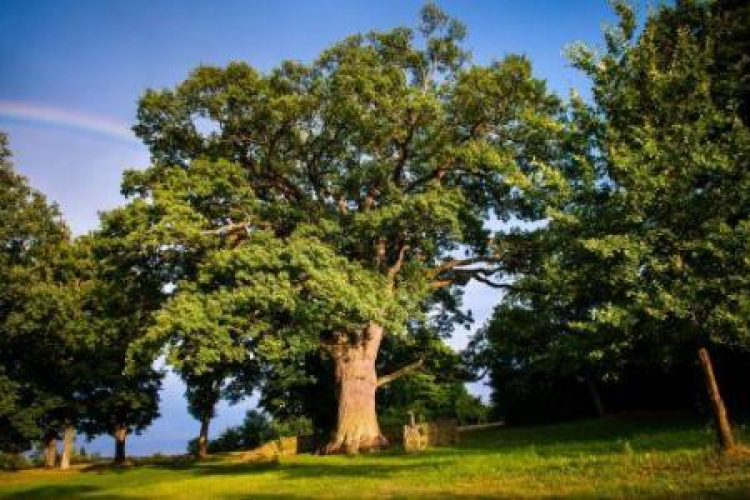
[474,0,750,441]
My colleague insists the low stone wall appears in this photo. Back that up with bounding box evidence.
[238,419,462,459]
[403,420,459,453]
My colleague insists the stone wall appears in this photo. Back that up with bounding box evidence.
[403,420,459,453]
[238,419,461,459]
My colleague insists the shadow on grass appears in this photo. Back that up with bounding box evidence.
[452,414,719,456]
[146,456,436,480]
[75,414,725,482]
[0,484,129,499]
[221,495,520,500]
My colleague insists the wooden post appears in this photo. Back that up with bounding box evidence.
[585,376,606,418]
[698,347,736,451]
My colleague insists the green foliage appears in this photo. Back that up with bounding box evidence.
[75,218,165,441]
[474,0,750,423]
[118,5,561,431]
[0,132,97,452]
[0,452,29,471]
[379,376,487,427]
[186,410,301,455]
[565,0,750,347]
[377,328,487,427]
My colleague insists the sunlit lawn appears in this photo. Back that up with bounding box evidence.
[1,415,749,499]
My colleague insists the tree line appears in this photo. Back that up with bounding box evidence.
[1,0,748,466]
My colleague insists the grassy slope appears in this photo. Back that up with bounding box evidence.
[1,415,749,499]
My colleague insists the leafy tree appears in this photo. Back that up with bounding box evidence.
[473,2,749,439]
[76,218,165,465]
[0,133,97,469]
[172,334,259,458]
[0,132,66,455]
[186,409,286,455]
[377,327,485,426]
[125,3,560,453]
[561,0,750,450]
[182,367,255,459]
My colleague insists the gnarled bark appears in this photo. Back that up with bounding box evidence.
[698,347,736,452]
[59,425,75,470]
[322,323,388,454]
[113,425,129,465]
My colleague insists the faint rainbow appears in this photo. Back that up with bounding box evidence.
[0,101,140,145]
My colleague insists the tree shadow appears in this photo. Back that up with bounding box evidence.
[146,456,434,480]
[0,484,127,499]
[222,494,518,500]
[450,415,720,457]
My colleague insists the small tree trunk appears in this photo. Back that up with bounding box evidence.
[43,433,58,469]
[322,323,388,455]
[113,425,128,465]
[59,425,75,470]
[197,414,211,459]
[698,347,736,452]
[585,375,606,418]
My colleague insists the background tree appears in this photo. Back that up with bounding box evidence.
[182,365,257,459]
[376,326,486,427]
[0,133,98,469]
[567,0,749,451]
[156,319,259,458]
[471,0,749,446]
[126,3,561,454]
[77,214,166,465]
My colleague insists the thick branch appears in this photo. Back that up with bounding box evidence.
[375,239,387,268]
[386,241,409,285]
[473,275,512,289]
[430,279,454,290]
[392,111,417,187]
[202,220,272,237]
[377,358,424,387]
[428,256,511,291]
[405,161,450,193]
[429,256,503,278]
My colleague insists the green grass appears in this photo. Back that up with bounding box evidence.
[1,415,749,499]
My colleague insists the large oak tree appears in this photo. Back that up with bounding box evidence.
[125,4,560,453]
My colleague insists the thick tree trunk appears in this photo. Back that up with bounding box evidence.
[698,347,736,452]
[113,425,128,465]
[585,375,606,418]
[59,425,75,470]
[43,433,58,469]
[197,414,211,459]
[322,323,388,455]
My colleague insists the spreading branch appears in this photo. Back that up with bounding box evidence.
[203,220,272,237]
[428,256,507,290]
[377,358,425,387]
[392,110,418,187]
[429,256,503,277]
[386,241,409,285]
[405,161,451,193]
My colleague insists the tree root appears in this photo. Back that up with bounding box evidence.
[321,434,389,455]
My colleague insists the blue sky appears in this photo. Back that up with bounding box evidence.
[1,0,628,456]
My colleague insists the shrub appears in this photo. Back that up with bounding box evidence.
[0,452,30,470]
